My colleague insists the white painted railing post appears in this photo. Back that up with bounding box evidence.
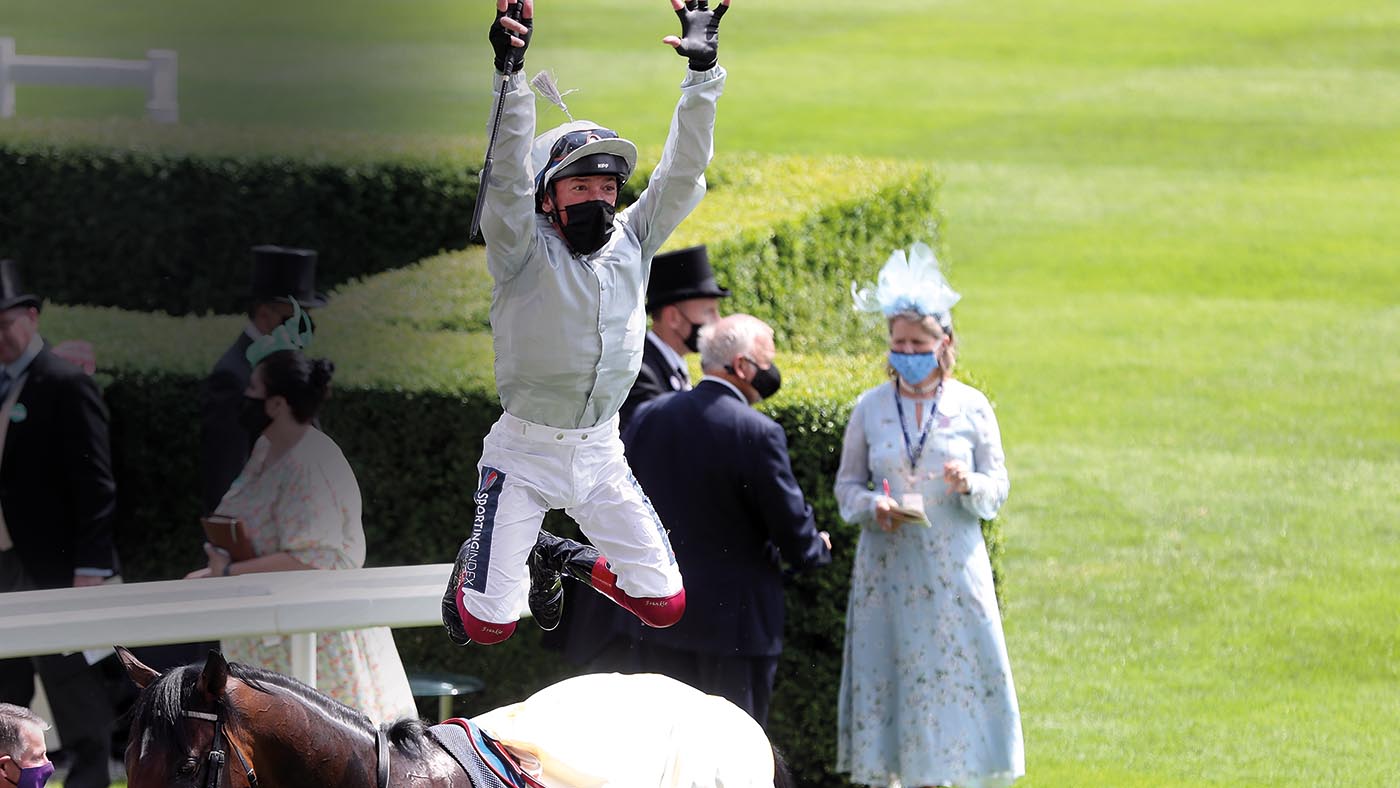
[146,48,178,123]
[0,37,16,119]
[290,633,318,688]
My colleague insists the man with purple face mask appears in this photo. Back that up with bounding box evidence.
[0,705,54,788]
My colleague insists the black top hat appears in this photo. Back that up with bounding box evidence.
[0,260,42,312]
[250,245,328,308]
[646,245,732,313]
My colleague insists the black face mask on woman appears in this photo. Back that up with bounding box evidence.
[556,200,616,256]
[239,395,272,438]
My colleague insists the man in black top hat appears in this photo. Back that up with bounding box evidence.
[618,245,730,429]
[199,246,327,514]
[554,244,730,670]
[0,260,118,788]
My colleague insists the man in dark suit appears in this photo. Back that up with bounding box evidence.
[200,245,327,514]
[622,314,831,726]
[0,260,117,788]
[617,245,730,428]
[554,245,731,669]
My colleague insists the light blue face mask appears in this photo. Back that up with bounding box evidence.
[889,350,939,386]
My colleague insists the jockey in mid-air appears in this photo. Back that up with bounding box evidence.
[442,0,734,645]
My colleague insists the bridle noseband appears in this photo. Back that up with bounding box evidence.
[183,708,391,788]
[183,710,258,788]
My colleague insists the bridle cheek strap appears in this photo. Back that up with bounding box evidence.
[377,726,391,788]
[185,711,259,788]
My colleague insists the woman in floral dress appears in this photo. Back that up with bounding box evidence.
[835,243,1023,787]
[189,340,416,725]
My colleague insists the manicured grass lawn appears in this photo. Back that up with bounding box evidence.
[8,0,1399,784]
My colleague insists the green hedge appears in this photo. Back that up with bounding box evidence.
[673,153,942,354]
[2,118,936,341]
[0,141,481,315]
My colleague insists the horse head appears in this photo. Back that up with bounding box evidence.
[117,646,264,788]
[115,647,461,787]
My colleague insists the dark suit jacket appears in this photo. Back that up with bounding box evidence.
[622,379,830,657]
[200,333,254,514]
[618,337,688,430]
[0,344,118,589]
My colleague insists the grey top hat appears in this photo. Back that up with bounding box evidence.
[646,246,732,313]
[0,260,42,312]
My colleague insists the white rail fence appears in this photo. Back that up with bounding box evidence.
[0,37,178,123]
[0,564,455,688]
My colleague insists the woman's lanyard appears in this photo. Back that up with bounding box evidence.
[893,382,942,473]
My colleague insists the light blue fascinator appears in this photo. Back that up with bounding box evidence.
[851,241,960,327]
[245,297,313,366]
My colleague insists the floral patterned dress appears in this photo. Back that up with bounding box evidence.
[215,428,417,725]
[834,380,1024,788]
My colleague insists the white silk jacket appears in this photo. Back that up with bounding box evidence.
[481,66,726,429]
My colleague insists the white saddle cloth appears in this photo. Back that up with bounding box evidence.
[476,672,775,788]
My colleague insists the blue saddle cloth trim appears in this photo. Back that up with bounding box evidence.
[428,718,534,788]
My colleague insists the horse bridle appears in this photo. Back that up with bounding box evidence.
[183,709,391,788]
[183,710,258,788]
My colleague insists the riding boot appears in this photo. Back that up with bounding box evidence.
[526,531,592,631]
[531,530,685,629]
[441,539,473,646]
[442,537,519,646]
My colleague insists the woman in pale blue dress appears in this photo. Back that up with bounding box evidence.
[835,243,1023,787]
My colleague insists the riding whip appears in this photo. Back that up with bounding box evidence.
[469,1,527,242]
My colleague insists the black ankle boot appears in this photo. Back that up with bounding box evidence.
[441,539,475,646]
[534,529,605,583]
[527,538,564,631]
[529,531,608,630]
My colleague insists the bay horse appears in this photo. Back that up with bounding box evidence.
[116,647,794,787]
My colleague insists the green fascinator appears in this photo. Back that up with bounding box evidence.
[246,297,313,366]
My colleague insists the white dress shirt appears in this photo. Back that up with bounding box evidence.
[647,330,690,390]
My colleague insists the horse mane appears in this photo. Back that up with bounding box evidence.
[131,660,379,756]
[385,717,432,760]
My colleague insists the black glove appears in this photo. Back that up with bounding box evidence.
[489,3,532,74]
[669,0,729,72]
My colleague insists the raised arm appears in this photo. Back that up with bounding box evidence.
[625,0,732,259]
[480,0,540,281]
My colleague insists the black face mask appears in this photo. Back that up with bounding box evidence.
[681,317,703,353]
[683,322,702,353]
[727,357,782,401]
[750,360,782,400]
[239,395,272,437]
[556,199,616,256]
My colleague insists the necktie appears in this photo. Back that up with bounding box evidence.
[0,370,10,403]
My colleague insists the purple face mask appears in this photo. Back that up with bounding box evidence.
[7,762,54,788]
